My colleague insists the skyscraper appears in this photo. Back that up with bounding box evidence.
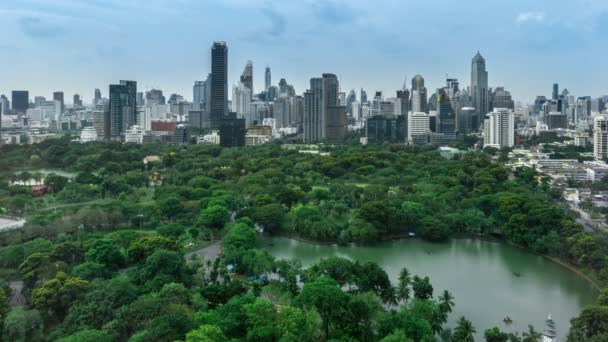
[73,94,83,107]
[210,42,228,129]
[265,66,271,93]
[552,83,559,101]
[471,52,489,118]
[12,91,29,114]
[594,115,608,161]
[240,61,253,92]
[490,87,515,110]
[360,89,368,104]
[94,88,101,106]
[437,88,455,138]
[53,91,65,114]
[109,80,137,141]
[484,108,514,148]
[411,75,427,112]
[146,89,165,106]
[193,80,207,111]
[303,74,346,143]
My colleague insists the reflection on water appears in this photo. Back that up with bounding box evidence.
[259,236,597,340]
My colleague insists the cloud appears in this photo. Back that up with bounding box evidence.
[312,0,356,25]
[516,11,546,24]
[19,16,66,39]
[260,6,286,37]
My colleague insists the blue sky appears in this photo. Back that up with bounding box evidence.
[1,0,607,104]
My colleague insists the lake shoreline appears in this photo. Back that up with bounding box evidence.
[271,232,602,292]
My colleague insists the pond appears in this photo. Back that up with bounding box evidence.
[258,236,597,340]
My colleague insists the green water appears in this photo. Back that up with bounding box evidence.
[258,236,598,340]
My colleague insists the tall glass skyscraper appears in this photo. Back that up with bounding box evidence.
[109,80,137,141]
[471,52,489,118]
[210,42,228,129]
[11,91,29,114]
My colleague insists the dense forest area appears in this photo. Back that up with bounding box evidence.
[0,138,607,341]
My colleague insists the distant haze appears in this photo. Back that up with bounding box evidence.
[1,0,607,103]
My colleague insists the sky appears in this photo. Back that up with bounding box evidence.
[1,0,607,105]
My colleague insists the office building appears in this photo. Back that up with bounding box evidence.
[366,115,406,144]
[240,61,253,92]
[219,112,245,147]
[437,88,455,138]
[265,66,271,92]
[12,91,29,114]
[303,73,347,143]
[490,87,514,110]
[172,124,190,145]
[146,89,165,106]
[94,88,102,106]
[594,115,608,161]
[210,42,228,128]
[124,125,145,144]
[73,94,83,108]
[484,108,514,148]
[546,112,568,129]
[1,95,10,115]
[80,127,99,143]
[408,112,430,142]
[109,80,137,141]
[411,75,427,112]
[53,91,64,114]
[552,83,559,101]
[471,52,489,119]
[458,107,478,134]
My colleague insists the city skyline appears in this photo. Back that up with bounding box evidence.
[1,0,608,103]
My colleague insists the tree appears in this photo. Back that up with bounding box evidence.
[412,276,433,300]
[521,325,541,342]
[71,262,111,280]
[294,277,350,339]
[159,196,185,219]
[2,308,44,342]
[276,305,321,342]
[568,306,608,340]
[31,272,89,320]
[157,223,186,239]
[135,249,192,291]
[186,324,226,342]
[597,288,608,306]
[85,238,125,270]
[252,203,285,233]
[58,329,112,342]
[222,222,257,268]
[244,299,278,341]
[127,236,180,263]
[397,267,412,304]
[438,290,455,318]
[452,316,476,342]
[484,326,509,342]
[198,205,230,229]
[44,173,69,192]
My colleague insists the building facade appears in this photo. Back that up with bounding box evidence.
[484,108,514,148]
[594,115,608,161]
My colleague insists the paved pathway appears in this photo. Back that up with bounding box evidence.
[184,241,222,261]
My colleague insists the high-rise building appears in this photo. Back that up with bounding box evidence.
[136,92,144,107]
[345,90,357,114]
[109,80,137,141]
[437,88,455,138]
[458,107,478,134]
[411,75,427,112]
[11,91,29,114]
[366,115,406,144]
[593,115,608,161]
[446,78,460,97]
[73,94,83,107]
[210,42,228,128]
[240,61,253,92]
[483,108,514,148]
[94,88,102,106]
[232,83,252,123]
[34,96,46,108]
[490,87,514,110]
[471,52,489,119]
[304,78,325,143]
[408,112,430,144]
[193,80,207,111]
[219,112,246,147]
[360,89,368,104]
[265,66,271,93]
[1,95,10,115]
[146,89,165,106]
[552,83,559,101]
[53,91,65,114]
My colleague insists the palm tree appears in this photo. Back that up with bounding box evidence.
[397,267,411,304]
[439,290,455,314]
[522,325,541,342]
[452,316,476,342]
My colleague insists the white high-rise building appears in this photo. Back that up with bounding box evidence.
[411,90,422,113]
[80,126,99,143]
[124,125,145,144]
[593,114,608,161]
[408,112,430,142]
[483,108,514,148]
[232,84,252,121]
